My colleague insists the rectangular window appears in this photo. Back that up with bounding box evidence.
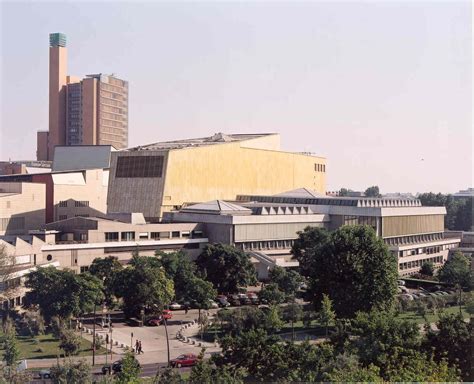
[150,232,160,240]
[139,232,149,240]
[59,215,68,220]
[75,201,89,207]
[59,201,68,207]
[105,232,119,242]
[171,231,180,238]
[115,155,164,178]
[121,231,135,241]
[181,231,190,238]
[80,266,89,273]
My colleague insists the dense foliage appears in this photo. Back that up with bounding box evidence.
[112,255,174,317]
[197,244,257,293]
[292,226,398,318]
[23,267,104,322]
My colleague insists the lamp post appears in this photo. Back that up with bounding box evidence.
[92,302,97,366]
[163,317,170,367]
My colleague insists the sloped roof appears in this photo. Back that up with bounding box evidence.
[181,200,252,215]
[274,188,325,199]
[53,145,115,172]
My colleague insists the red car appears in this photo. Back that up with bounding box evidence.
[147,310,173,326]
[170,354,198,368]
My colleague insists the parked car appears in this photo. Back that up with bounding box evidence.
[170,353,198,368]
[169,302,183,310]
[216,296,230,307]
[417,292,427,298]
[397,280,406,286]
[147,317,163,326]
[208,299,219,309]
[162,309,173,320]
[102,359,140,374]
[238,293,252,305]
[229,294,241,306]
[39,369,51,379]
[247,292,259,305]
[399,286,409,294]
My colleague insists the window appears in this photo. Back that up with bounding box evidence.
[150,232,160,240]
[184,243,200,249]
[139,232,149,240]
[59,201,68,207]
[172,231,180,238]
[46,254,53,261]
[115,155,164,178]
[75,201,89,207]
[75,214,89,217]
[181,231,190,238]
[192,230,203,238]
[80,266,89,273]
[105,232,119,242]
[59,215,68,220]
[121,232,135,241]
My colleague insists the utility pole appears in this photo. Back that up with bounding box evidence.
[163,318,170,367]
[92,302,97,366]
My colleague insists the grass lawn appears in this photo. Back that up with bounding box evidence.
[0,332,106,359]
[396,305,469,324]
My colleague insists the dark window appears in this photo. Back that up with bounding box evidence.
[172,231,180,238]
[59,215,68,220]
[46,254,53,261]
[184,243,200,249]
[105,232,119,241]
[59,201,68,207]
[80,266,89,273]
[115,155,164,178]
[121,232,135,241]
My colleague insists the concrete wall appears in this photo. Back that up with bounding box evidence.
[382,215,445,237]
[0,183,46,235]
[53,169,108,221]
[234,222,324,242]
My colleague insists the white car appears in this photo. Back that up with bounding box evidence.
[208,300,219,309]
[169,302,183,310]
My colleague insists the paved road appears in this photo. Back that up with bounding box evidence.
[28,363,192,383]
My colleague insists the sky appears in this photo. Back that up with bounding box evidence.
[0,1,472,194]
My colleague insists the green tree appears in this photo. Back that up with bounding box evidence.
[424,313,472,380]
[420,261,435,276]
[197,244,257,293]
[153,366,184,383]
[264,306,283,333]
[113,255,174,317]
[116,352,141,384]
[339,188,351,197]
[190,348,213,383]
[89,256,123,306]
[50,359,91,384]
[2,332,19,370]
[59,329,81,356]
[349,310,421,377]
[23,267,104,322]
[438,251,472,288]
[319,294,336,336]
[293,226,398,318]
[268,266,304,299]
[258,283,286,305]
[157,251,197,300]
[328,363,383,382]
[21,310,45,337]
[364,185,381,197]
[183,277,217,320]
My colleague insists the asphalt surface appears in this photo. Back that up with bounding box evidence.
[28,363,192,383]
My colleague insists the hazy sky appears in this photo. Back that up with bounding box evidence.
[1,1,471,193]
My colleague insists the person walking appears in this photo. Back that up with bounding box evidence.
[135,339,139,354]
[138,340,143,354]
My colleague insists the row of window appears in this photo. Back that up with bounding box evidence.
[115,156,164,178]
[314,163,326,172]
[397,243,458,258]
[238,239,295,251]
[104,230,203,242]
[399,256,444,270]
[99,118,124,128]
[59,214,90,220]
[58,201,90,208]
[384,233,443,246]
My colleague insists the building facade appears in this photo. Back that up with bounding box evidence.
[107,133,327,220]
[38,33,128,161]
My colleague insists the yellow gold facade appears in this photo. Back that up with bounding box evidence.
[382,214,444,237]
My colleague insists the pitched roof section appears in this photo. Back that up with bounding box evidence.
[126,133,277,151]
[181,200,252,215]
[274,188,325,199]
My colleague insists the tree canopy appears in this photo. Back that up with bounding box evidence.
[437,251,472,289]
[364,185,381,197]
[196,244,257,293]
[23,267,104,322]
[112,255,174,317]
[292,226,398,318]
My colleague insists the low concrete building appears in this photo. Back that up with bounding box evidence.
[39,215,207,273]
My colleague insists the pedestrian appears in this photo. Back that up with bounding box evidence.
[184,304,189,315]
[138,340,143,354]
[135,339,139,354]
